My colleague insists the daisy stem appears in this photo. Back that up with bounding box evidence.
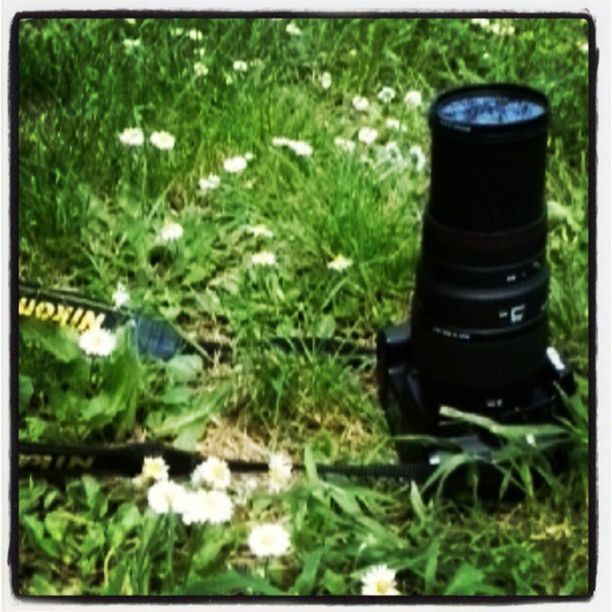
[164,514,177,589]
[89,357,97,389]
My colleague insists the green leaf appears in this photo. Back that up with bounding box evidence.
[166,354,203,382]
[329,485,362,516]
[293,548,323,595]
[109,503,141,548]
[81,345,142,434]
[43,510,69,542]
[439,406,565,440]
[444,564,494,596]
[19,375,34,411]
[173,420,209,452]
[154,387,229,441]
[28,573,59,595]
[188,529,231,577]
[410,480,427,522]
[158,385,194,405]
[82,392,114,424]
[322,568,347,595]
[314,314,336,339]
[424,539,440,594]
[423,452,475,495]
[22,515,60,559]
[82,475,108,518]
[102,559,132,596]
[20,319,81,362]
[303,445,319,483]
[548,199,580,231]
[80,523,106,560]
[183,262,213,285]
[182,569,284,595]
[23,416,47,441]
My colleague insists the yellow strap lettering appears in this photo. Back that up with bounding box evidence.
[76,310,106,333]
[19,454,54,470]
[51,304,75,327]
[34,301,56,321]
[67,455,95,470]
[19,297,36,317]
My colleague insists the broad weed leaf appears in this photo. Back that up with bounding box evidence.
[20,319,81,362]
[166,354,203,382]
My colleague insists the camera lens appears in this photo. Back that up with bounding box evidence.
[411,84,551,397]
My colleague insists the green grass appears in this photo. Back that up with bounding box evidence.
[17,16,590,596]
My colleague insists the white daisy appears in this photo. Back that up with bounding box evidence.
[198,173,221,192]
[409,144,426,172]
[246,224,274,238]
[194,61,209,77]
[377,86,396,103]
[147,480,189,515]
[158,221,184,243]
[248,523,291,558]
[361,564,400,596]
[334,137,356,153]
[381,141,403,164]
[244,152,255,161]
[319,71,332,90]
[150,131,175,151]
[272,136,291,147]
[327,254,353,272]
[286,22,302,37]
[352,96,370,112]
[287,140,313,157]
[250,251,277,267]
[140,456,169,483]
[111,282,130,307]
[124,18,137,25]
[268,452,292,493]
[358,127,378,145]
[272,137,313,157]
[526,433,537,447]
[471,18,491,28]
[233,475,259,505]
[223,155,248,173]
[171,27,185,37]
[233,60,248,72]
[488,20,515,36]
[404,90,423,109]
[385,117,407,133]
[191,456,231,490]
[118,127,144,147]
[78,326,117,357]
[123,38,141,50]
[182,490,234,525]
[188,29,203,41]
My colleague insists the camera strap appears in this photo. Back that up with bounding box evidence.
[17,282,417,482]
[15,281,565,489]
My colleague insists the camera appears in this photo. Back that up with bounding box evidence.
[376,84,576,487]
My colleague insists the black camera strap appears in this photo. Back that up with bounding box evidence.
[18,439,434,482]
[17,282,417,482]
[16,281,566,490]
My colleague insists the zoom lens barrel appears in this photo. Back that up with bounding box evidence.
[411,84,551,397]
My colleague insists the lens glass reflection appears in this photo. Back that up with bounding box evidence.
[437,94,546,126]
